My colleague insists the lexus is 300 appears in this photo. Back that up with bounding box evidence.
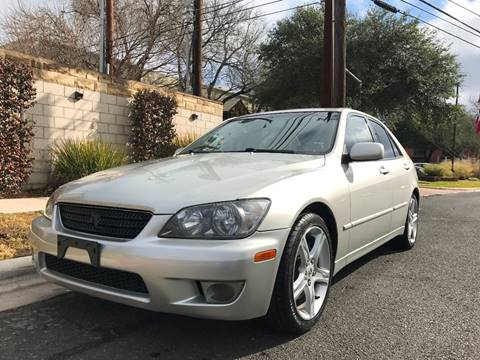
[31,108,419,333]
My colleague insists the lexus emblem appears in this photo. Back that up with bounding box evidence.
[91,213,101,229]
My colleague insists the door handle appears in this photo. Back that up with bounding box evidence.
[379,166,390,175]
[404,163,411,170]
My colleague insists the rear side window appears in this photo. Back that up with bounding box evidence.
[345,115,373,152]
[389,135,403,157]
[367,120,395,159]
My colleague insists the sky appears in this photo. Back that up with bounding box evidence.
[0,0,478,107]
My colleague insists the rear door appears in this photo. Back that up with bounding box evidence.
[344,114,393,262]
[367,118,413,230]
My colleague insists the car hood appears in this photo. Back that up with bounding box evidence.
[56,152,325,214]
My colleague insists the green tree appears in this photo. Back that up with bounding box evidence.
[346,10,460,117]
[257,8,324,109]
[258,8,460,114]
[257,7,473,156]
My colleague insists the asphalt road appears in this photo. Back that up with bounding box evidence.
[1,193,479,360]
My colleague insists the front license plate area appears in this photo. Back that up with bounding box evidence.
[57,235,102,267]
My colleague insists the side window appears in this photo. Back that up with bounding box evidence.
[345,115,374,152]
[367,120,395,159]
[388,135,403,158]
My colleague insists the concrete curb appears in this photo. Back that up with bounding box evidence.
[0,256,68,312]
[0,256,36,281]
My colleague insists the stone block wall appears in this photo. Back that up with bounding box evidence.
[0,49,223,190]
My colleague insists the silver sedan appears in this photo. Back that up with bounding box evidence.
[31,108,419,333]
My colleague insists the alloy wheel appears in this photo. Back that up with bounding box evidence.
[292,226,331,320]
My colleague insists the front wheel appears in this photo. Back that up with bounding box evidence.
[265,213,333,334]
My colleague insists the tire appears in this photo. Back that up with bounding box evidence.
[393,194,419,250]
[265,213,333,334]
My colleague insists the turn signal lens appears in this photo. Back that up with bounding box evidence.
[254,249,277,263]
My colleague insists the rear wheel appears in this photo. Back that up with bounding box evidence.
[265,213,333,334]
[393,194,419,250]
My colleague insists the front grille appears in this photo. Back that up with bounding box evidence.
[58,203,152,239]
[44,253,149,295]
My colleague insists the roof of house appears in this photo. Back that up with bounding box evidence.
[223,97,245,112]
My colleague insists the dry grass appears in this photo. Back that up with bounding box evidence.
[424,159,480,179]
[173,132,200,149]
[0,212,40,260]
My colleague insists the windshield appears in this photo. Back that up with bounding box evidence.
[181,111,340,155]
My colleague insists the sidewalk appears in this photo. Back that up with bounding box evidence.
[0,197,48,214]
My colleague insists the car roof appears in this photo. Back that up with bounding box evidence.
[234,108,375,120]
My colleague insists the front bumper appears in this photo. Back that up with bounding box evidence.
[30,214,289,320]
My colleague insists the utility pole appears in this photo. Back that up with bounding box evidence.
[99,0,107,74]
[451,83,459,172]
[192,0,204,97]
[321,0,334,107]
[184,0,193,93]
[106,0,115,76]
[333,0,346,107]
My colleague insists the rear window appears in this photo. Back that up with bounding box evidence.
[367,120,395,159]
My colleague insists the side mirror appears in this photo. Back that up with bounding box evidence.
[173,147,184,156]
[349,142,384,161]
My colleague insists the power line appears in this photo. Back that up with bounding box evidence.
[207,0,286,18]
[158,2,320,44]
[240,2,319,21]
[115,0,292,43]
[398,0,480,40]
[416,0,480,35]
[114,0,287,42]
[204,0,248,12]
[404,11,480,49]
[447,0,480,18]
[373,0,480,50]
[178,0,252,19]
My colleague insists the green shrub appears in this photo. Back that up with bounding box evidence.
[173,132,199,149]
[424,160,475,179]
[423,164,446,177]
[51,139,128,184]
[0,59,36,197]
[128,89,177,161]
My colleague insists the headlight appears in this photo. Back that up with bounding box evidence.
[159,199,270,239]
[44,188,62,220]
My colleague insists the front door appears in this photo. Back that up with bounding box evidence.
[343,114,393,263]
[366,118,412,230]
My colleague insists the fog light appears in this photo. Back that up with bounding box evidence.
[200,281,244,304]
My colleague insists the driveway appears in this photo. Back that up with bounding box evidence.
[1,193,479,360]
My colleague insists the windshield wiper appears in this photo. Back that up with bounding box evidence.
[188,150,217,154]
[244,148,296,154]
